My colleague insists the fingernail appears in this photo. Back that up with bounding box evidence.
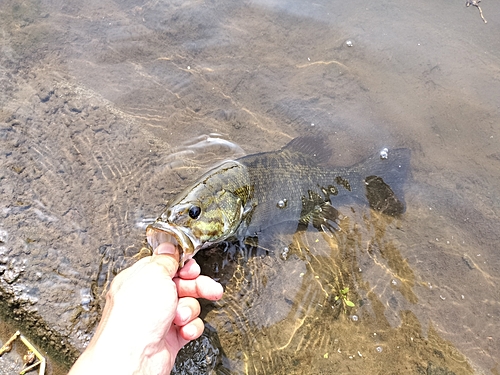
[179,306,191,323]
[155,242,177,255]
[214,282,224,299]
[184,324,198,339]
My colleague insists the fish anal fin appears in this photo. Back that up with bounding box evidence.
[365,175,405,216]
[359,148,410,216]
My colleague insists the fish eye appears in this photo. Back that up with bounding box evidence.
[188,205,201,219]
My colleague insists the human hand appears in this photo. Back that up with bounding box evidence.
[69,242,223,375]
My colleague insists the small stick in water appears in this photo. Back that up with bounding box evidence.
[19,335,46,375]
[0,331,20,355]
[466,0,487,24]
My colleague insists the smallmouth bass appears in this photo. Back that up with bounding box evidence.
[147,137,410,266]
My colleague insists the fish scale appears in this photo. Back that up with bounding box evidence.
[241,154,363,234]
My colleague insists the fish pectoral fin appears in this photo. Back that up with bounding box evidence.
[308,202,342,235]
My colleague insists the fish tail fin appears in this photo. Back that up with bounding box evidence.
[357,148,411,216]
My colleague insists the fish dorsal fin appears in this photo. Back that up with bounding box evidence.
[281,136,332,165]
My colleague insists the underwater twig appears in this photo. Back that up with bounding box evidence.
[466,0,487,23]
[20,360,42,375]
[0,331,45,374]
[19,335,46,375]
[0,331,20,355]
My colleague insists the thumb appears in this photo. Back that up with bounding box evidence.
[151,242,181,277]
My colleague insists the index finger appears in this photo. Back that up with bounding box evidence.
[174,275,224,301]
[176,259,201,280]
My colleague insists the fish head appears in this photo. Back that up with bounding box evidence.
[147,161,251,266]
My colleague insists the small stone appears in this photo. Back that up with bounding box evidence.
[3,269,21,284]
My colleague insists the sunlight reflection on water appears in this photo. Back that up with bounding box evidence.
[163,134,246,170]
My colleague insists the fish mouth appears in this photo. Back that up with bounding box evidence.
[146,221,201,267]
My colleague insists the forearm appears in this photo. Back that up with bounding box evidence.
[68,324,175,375]
[67,250,222,375]
[68,287,176,375]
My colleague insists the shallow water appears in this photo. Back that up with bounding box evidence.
[1,0,499,374]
